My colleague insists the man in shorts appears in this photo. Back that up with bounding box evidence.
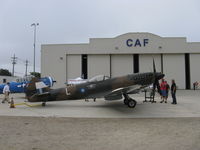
[160,79,167,103]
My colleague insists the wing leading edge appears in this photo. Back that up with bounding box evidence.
[104,84,146,100]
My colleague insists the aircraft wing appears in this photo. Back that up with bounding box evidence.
[29,92,50,99]
[104,84,147,100]
[37,92,50,96]
[67,77,87,85]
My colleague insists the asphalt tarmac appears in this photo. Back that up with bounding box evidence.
[0,117,200,150]
[0,90,200,118]
[0,90,200,150]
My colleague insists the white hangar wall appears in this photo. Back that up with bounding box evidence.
[41,45,67,87]
[41,44,88,87]
[41,32,200,89]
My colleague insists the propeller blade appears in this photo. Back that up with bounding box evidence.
[153,59,156,73]
[152,59,161,96]
[156,79,161,94]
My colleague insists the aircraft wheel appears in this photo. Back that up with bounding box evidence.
[124,99,129,105]
[42,102,46,107]
[128,99,137,108]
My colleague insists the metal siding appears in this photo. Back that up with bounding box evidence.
[139,54,162,73]
[41,47,66,88]
[41,33,200,90]
[111,54,133,77]
[190,54,200,88]
[88,55,110,79]
[66,54,81,80]
[163,54,185,89]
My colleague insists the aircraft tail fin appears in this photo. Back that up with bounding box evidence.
[25,77,50,101]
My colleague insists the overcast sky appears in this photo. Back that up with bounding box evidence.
[0,0,200,76]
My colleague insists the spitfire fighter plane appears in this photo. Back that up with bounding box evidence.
[25,61,164,108]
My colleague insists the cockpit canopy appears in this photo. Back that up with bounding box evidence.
[88,75,110,82]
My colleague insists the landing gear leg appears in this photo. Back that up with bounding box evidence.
[123,93,129,105]
[123,94,137,108]
[124,99,129,105]
[42,102,46,107]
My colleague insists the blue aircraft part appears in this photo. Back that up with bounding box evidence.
[40,77,54,87]
[80,88,85,93]
[0,76,54,94]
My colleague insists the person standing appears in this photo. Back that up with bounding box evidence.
[171,79,177,104]
[160,79,167,103]
[165,81,170,102]
[2,82,11,103]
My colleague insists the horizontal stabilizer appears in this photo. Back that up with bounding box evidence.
[36,81,47,89]
[25,77,51,102]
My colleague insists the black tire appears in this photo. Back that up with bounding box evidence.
[124,99,129,105]
[128,99,137,108]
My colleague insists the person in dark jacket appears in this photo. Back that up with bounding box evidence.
[171,79,177,104]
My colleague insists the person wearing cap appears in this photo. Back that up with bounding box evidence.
[2,82,10,103]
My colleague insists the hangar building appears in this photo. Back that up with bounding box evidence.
[41,32,200,89]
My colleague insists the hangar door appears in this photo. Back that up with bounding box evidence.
[88,55,110,79]
[163,54,185,89]
[190,54,200,89]
[66,54,81,80]
[139,54,162,73]
[111,54,133,77]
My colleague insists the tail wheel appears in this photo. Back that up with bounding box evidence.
[128,99,137,108]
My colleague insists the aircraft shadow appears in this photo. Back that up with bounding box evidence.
[28,100,146,114]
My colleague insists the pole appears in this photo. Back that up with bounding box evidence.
[11,54,17,76]
[33,25,36,73]
[31,23,39,73]
[25,60,29,76]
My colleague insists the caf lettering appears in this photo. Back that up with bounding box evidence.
[126,39,149,47]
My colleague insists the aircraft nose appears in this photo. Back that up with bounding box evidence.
[156,72,165,80]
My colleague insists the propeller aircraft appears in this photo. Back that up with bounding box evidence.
[25,60,164,108]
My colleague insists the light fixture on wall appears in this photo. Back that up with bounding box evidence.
[60,57,63,60]
[158,46,162,50]
[115,47,119,50]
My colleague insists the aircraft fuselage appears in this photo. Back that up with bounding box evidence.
[28,72,164,102]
